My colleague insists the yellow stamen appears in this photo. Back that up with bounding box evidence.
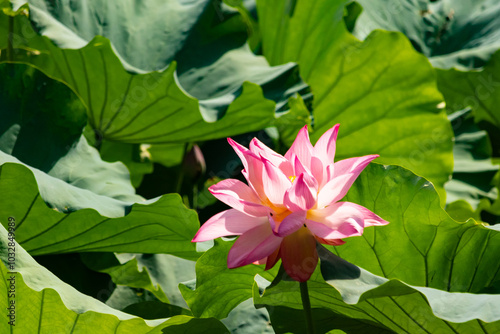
[289,175,296,183]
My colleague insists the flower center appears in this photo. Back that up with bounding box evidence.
[288,175,296,183]
[272,209,292,223]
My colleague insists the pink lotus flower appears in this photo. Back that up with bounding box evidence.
[192,125,389,282]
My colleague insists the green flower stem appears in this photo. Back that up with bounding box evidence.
[300,281,315,334]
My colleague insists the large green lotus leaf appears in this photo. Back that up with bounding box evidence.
[82,253,170,305]
[0,224,229,333]
[445,109,498,209]
[12,0,309,109]
[352,0,500,70]
[263,305,391,334]
[253,163,500,333]
[171,2,310,113]
[256,0,453,200]
[4,31,275,144]
[0,163,200,260]
[10,0,210,71]
[179,240,279,319]
[118,254,195,308]
[89,250,275,333]
[5,1,307,145]
[0,141,149,218]
[0,63,86,170]
[0,62,148,217]
[82,252,196,307]
[437,50,500,143]
[254,249,500,334]
[334,163,500,294]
